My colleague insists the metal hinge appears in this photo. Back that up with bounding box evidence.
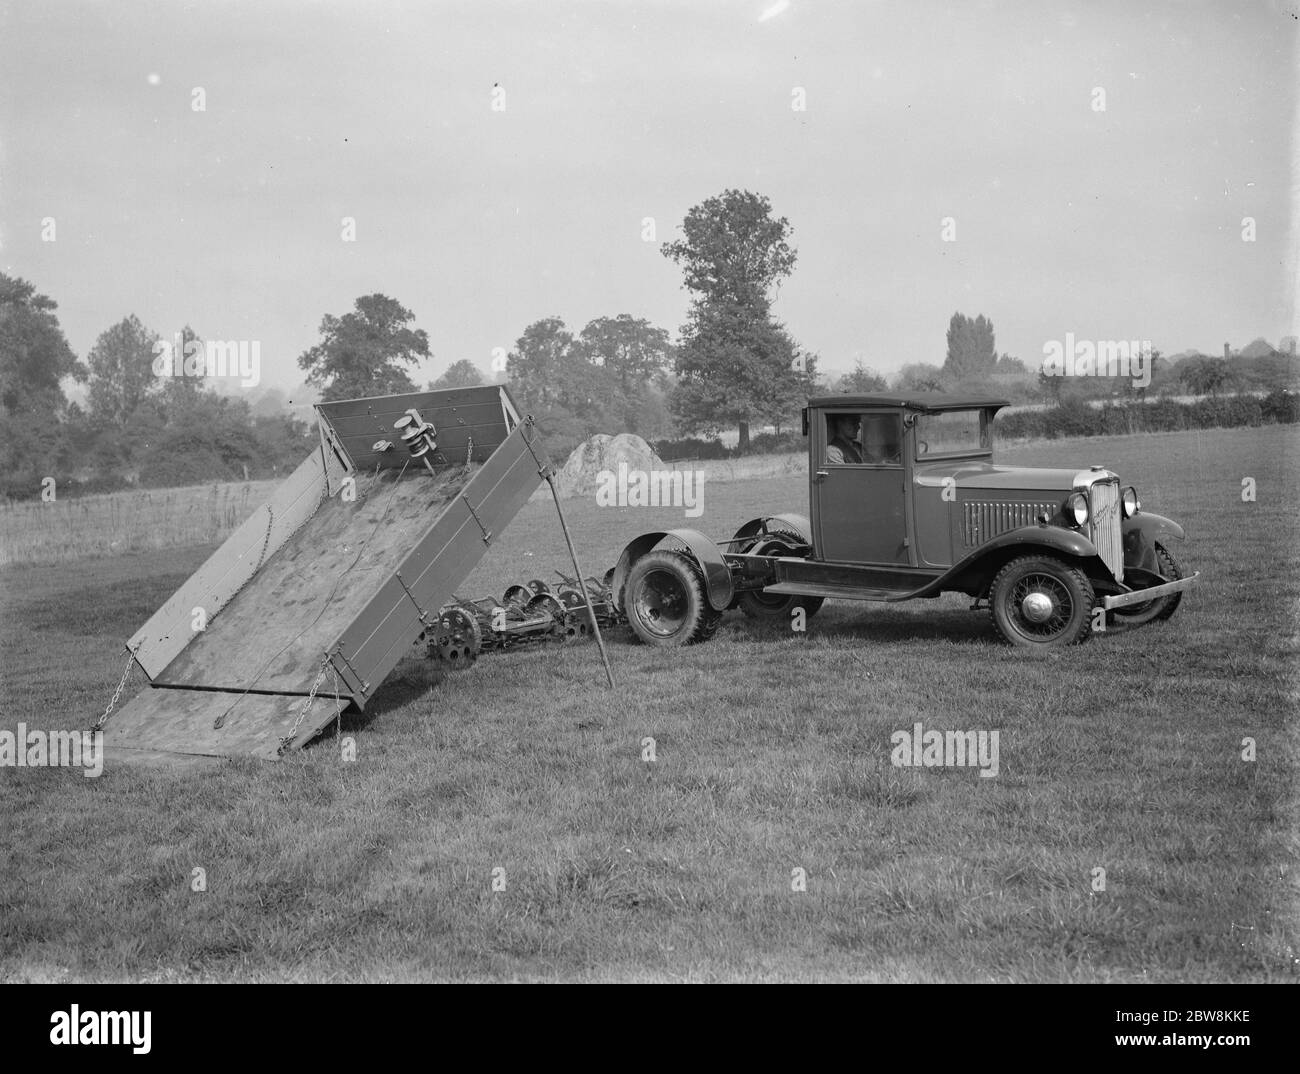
[332,647,369,695]
[462,494,493,544]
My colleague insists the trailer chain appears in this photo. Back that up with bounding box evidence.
[91,643,142,732]
[278,655,331,756]
[206,504,275,630]
[209,472,331,631]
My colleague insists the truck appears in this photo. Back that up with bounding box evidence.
[611,392,1198,650]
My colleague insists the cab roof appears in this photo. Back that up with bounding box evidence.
[807,392,1010,414]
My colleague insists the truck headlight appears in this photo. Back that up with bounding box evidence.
[1065,492,1089,527]
[1121,486,1140,518]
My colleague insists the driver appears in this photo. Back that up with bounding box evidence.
[825,414,863,464]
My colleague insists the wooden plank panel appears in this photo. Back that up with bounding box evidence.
[324,401,508,438]
[104,684,348,760]
[330,422,508,469]
[319,385,502,417]
[316,387,520,473]
[331,423,550,704]
[102,746,227,771]
[127,445,348,678]
[151,464,470,694]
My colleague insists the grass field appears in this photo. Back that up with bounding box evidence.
[1,426,1297,981]
[0,480,279,567]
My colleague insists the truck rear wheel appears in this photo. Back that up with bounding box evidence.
[989,555,1094,649]
[733,535,821,621]
[624,549,721,647]
[737,590,825,621]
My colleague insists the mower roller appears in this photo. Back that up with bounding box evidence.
[421,569,621,664]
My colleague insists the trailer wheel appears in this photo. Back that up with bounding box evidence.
[737,590,825,622]
[989,555,1094,649]
[624,549,718,647]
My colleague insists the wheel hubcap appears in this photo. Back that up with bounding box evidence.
[1020,591,1055,623]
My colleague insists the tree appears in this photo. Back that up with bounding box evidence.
[0,274,85,497]
[1180,357,1230,399]
[506,317,618,455]
[0,274,84,419]
[576,314,673,434]
[155,324,208,415]
[1037,368,1064,404]
[894,362,945,393]
[662,189,808,450]
[994,352,1027,374]
[662,189,797,309]
[507,317,579,409]
[87,315,159,425]
[669,307,816,443]
[836,360,888,393]
[298,294,429,402]
[1122,348,1162,402]
[429,359,484,390]
[944,312,997,381]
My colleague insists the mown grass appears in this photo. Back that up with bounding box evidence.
[0,426,1296,981]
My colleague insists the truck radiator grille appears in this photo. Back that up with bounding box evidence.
[962,502,1056,547]
[1087,479,1124,581]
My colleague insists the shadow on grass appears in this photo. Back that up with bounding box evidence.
[727,604,993,647]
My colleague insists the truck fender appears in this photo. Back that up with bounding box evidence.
[1122,512,1185,574]
[930,523,1104,597]
[731,513,813,547]
[612,529,735,612]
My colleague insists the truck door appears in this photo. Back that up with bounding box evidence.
[812,409,910,565]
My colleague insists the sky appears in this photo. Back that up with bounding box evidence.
[1,0,1296,405]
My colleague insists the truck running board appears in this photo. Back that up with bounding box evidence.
[763,580,924,603]
[766,560,940,602]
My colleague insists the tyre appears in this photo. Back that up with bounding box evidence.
[624,549,720,647]
[732,535,822,621]
[737,589,825,621]
[989,555,1095,649]
[1110,544,1184,626]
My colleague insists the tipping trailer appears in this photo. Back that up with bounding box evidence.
[99,385,611,764]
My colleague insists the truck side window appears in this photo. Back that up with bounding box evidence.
[860,414,903,465]
[825,413,863,464]
[824,413,902,465]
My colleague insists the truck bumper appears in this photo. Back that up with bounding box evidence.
[1102,572,1199,610]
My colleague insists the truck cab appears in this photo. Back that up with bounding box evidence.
[808,394,1008,568]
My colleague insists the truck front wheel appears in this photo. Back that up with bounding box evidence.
[1109,544,1184,627]
[989,555,1095,649]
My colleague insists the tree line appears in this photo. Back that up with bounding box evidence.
[4,188,1296,499]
